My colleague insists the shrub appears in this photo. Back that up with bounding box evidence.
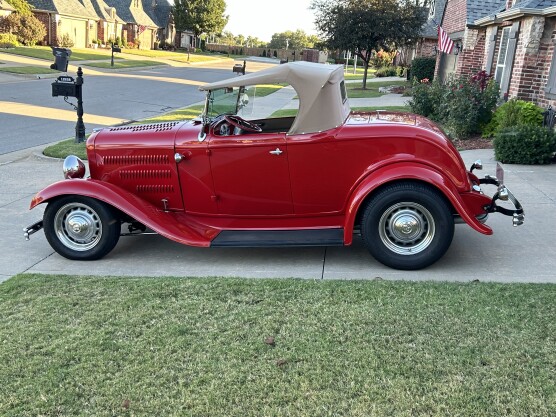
[0,13,21,34]
[57,33,74,47]
[370,49,396,69]
[482,99,544,137]
[15,14,46,46]
[408,78,444,120]
[409,70,499,139]
[0,33,19,48]
[375,66,398,77]
[441,73,499,139]
[494,125,556,164]
[410,57,436,82]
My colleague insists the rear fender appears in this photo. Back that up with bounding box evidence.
[30,179,218,247]
[344,162,492,244]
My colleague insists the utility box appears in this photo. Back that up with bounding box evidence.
[50,47,72,72]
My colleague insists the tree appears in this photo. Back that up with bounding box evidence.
[4,0,32,16]
[173,0,228,38]
[311,0,426,88]
[268,29,319,50]
[1,13,46,46]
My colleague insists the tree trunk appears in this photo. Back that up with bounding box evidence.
[362,63,369,89]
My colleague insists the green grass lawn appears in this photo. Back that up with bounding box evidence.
[122,49,230,63]
[84,59,164,69]
[0,46,119,61]
[1,274,555,416]
[346,80,409,98]
[0,66,59,74]
[43,136,89,160]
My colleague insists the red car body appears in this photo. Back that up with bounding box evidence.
[26,62,523,270]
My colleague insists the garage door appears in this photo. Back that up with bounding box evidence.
[59,19,87,48]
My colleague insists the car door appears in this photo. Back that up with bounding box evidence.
[208,131,293,215]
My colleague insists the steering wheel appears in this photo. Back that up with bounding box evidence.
[224,115,262,133]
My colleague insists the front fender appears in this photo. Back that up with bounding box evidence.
[343,162,492,244]
[30,179,219,247]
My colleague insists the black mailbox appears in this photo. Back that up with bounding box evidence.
[52,75,77,97]
[232,60,246,75]
[112,45,121,53]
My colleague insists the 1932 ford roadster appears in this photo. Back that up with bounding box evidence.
[24,61,524,270]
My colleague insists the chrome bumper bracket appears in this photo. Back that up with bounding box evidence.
[23,220,43,241]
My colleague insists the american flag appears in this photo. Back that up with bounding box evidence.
[137,25,147,35]
[437,25,454,54]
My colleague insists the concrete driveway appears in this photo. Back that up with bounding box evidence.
[1,146,555,284]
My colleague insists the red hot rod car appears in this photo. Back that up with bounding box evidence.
[25,62,523,270]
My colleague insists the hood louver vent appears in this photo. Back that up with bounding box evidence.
[109,122,179,133]
[120,170,172,180]
[103,154,169,165]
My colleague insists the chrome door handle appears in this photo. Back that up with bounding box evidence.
[269,148,283,155]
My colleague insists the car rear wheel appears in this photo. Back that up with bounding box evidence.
[44,196,120,260]
[361,182,454,270]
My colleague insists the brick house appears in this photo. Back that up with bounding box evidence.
[434,0,505,82]
[104,0,158,49]
[475,0,556,107]
[142,0,175,47]
[421,0,556,108]
[412,0,448,62]
[29,0,100,48]
[90,0,124,44]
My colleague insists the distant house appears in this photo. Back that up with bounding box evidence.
[0,0,15,18]
[413,0,448,62]
[90,0,125,44]
[29,0,100,47]
[104,0,158,49]
[142,0,175,47]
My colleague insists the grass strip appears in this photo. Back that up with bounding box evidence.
[0,46,120,61]
[346,80,409,98]
[0,275,555,417]
[43,136,89,160]
[83,60,164,69]
[0,66,59,74]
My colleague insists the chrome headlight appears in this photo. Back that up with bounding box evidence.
[63,155,86,179]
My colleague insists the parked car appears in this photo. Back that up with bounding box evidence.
[24,62,524,270]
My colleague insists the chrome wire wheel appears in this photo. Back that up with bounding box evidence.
[378,202,435,255]
[53,202,103,252]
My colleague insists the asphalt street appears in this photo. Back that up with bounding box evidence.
[0,56,273,154]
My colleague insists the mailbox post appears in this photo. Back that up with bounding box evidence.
[111,43,121,67]
[51,66,86,143]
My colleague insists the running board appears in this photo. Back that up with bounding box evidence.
[211,229,344,247]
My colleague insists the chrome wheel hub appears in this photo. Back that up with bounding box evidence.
[54,203,102,251]
[379,202,435,255]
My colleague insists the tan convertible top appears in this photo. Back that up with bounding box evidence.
[199,61,351,135]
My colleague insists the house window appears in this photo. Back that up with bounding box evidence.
[494,27,511,85]
[546,40,556,98]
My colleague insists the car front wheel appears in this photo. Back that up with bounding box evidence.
[44,196,120,260]
[361,182,454,270]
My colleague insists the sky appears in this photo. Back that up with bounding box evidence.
[223,0,318,42]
